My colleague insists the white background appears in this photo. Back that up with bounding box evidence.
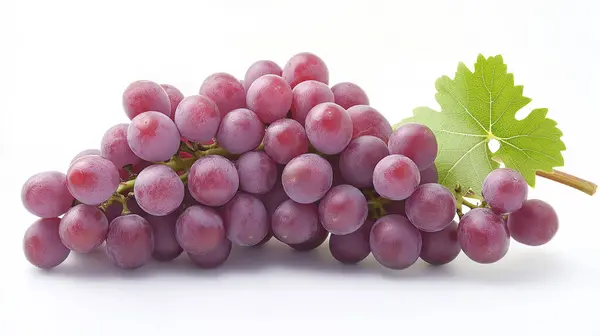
[1,0,599,335]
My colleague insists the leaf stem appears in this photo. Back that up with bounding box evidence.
[536,169,597,196]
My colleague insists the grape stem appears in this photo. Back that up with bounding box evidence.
[536,169,597,196]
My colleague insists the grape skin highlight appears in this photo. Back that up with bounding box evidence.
[22,171,74,218]
[305,102,353,155]
[339,135,389,188]
[372,154,421,201]
[199,72,246,118]
[457,208,510,264]
[405,183,455,232]
[59,204,109,253]
[263,118,309,164]
[246,74,293,123]
[482,168,528,215]
[235,151,278,194]
[100,123,141,169]
[67,155,120,205]
[23,218,70,269]
[281,153,333,204]
[331,82,369,109]
[174,95,221,143]
[420,221,461,265]
[127,111,181,162]
[370,214,422,270]
[222,192,269,246]
[122,80,171,120]
[106,214,154,269]
[134,164,185,216]
[388,123,438,171]
[318,184,369,235]
[282,52,329,88]
[188,155,239,207]
[291,80,335,126]
[216,108,265,154]
[272,200,320,245]
[507,199,558,246]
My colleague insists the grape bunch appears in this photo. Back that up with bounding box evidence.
[20,52,559,272]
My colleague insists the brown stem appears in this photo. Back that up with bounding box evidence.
[536,169,597,196]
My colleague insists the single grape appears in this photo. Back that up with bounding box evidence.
[188,155,239,207]
[282,52,329,88]
[215,108,264,154]
[105,214,154,269]
[420,221,460,265]
[305,102,353,155]
[372,155,420,201]
[346,105,393,142]
[59,204,109,253]
[482,168,528,214]
[289,223,329,251]
[263,118,309,164]
[246,74,293,123]
[122,80,171,120]
[339,135,389,188]
[291,80,335,126]
[104,202,123,223]
[188,238,232,269]
[319,184,368,235]
[134,164,184,216]
[329,219,373,264]
[235,151,277,194]
[176,205,226,255]
[199,72,246,118]
[23,218,70,269]
[127,111,181,162]
[281,153,333,204]
[146,212,183,261]
[331,82,369,109]
[272,200,320,245]
[22,171,74,218]
[405,183,455,232]
[70,149,101,165]
[419,164,438,184]
[243,60,283,92]
[222,192,269,246]
[457,208,510,264]
[160,84,184,119]
[507,199,558,246]
[100,123,141,169]
[67,155,120,205]
[370,214,422,270]
[388,123,438,171]
[259,177,289,216]
[174,95,221,143]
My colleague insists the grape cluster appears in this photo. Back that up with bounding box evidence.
[20,52,559,272]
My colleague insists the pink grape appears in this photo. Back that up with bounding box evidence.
[174,95,221,143]
[291,80,335,126]
[67,155,120,205]
[272,200,320,245]
[419,164,438,184]
[507,199,559,246]
[372,155,420,200]
[318,184,368,235]
[420,221,461,265]
[59,204,109,253]
[331,82,369,109]
[235,151,278,194]
[263,118,309,164]
[281,153,333,204]
[246,74,293,123]
[216,108,264,154]
[329,219,373,264]
[127,111,181,162]
[100,123,141,169]
[289,223,329,251]
[146,212,183,261]
[339,135,389,188]
[160,83,184,119]
[122,80,171,120]
[405,183,455,232]
[222,192,269,246]
[457,208,510,264]
[176,205,225,255]
[188,155,239,207]
[370,214,422,270]
[482,168,528,214]
[305,102,353,155]
[282,52,329,88]
[244,60,282,91]
[106,214,154,269]
[346,105,393,142]
[22,171,74,218]
[199,72,246,118]
[388,123,438,171]
[188,238,232,269]
[134,164,184,216]
[70,149,101,165]
[23,218,70,269]
[259,177,289,216]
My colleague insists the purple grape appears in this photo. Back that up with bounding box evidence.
[67,155,120,205]
[282,52,329,88]
[331,82,369,109]
[23,218,70,269]
[305,102,353,155]
[372,155,420,201]
[104,202,123,223]
[122,80,171,120]
[222,192,269,246]
[329,219,373,264]
[59,204,109,253]
[405,183,456,232]
[188,238,232,269]
[289,223,329,251]
[370,214,422,270]
[70,149,101,165]
[134,164,184,216]
[244,60,282,92]
[188,155,239,207]
[318,184,368,235]
[175,205,225,255]
[126,195,147,217]
[127,111,181,162]
[272,200,320,244]
[22,171,74,218]
[291,80,335,126]
[259,178,289,216]
[339,135,389,188]
[235,151,277,194]
[346,105,392,143]
[160,83,184,119]
[246,74,293,123]
[419,164,438,184]
[384,200,406,216]
[388,123,438,171]
[457,208,510,264]
[420,221,460,265]
[146,212,183,261]
[263,118,309,164]
[507,199,558,246]
[199,72,246,118]
[482,168,528,214]
[106,214,154,269]
[216,108,264,154]
[100,123,141,169]
[174,95,221,143]
[281,153,332,204]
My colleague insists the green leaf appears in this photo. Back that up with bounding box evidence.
[398,54,566,195]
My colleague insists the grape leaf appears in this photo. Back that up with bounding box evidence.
[398,54,565,195]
